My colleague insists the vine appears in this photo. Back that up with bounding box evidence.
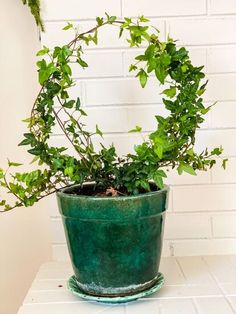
[22,0,44,31]
[0,14,226,211]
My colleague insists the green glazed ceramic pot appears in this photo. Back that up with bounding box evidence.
[57,184,168,298]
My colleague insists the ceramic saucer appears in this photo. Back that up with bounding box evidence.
[67,272,164,304]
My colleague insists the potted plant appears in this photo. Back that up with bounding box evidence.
[0,14,226,303]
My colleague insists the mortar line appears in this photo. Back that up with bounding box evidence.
[201,256,236,313]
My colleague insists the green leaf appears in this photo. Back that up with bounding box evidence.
[61,64,72,75]
[96,17,104,26]
[63,22,73,30]
[76,97,81,110]
[139,69,148,88]
[154,145,163,159]
[186,148,194,156]
[211,147,223,156]
[63,100,75,109]
[36,46,49,56]
[77,57,88,68]
[79,108,87,116]
[152,170,166,189]
[155,66,167,85]
[28,148,42,156]
[222,158,228,170]
[95,125,103,137]
[162,86,176,98]
[108,16,116,23]
[139,15,150,23]
[0,168,4,179]
[18,139,31,146]
[129,125,142,133]
[8,160,23,167]
[61,90,69,99]
[155,115,166,125]
[129,64,138,72]
[177,163,196,176]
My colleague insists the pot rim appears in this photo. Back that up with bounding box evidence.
[56,182,169,201]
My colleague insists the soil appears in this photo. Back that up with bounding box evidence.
[64,182,159,197]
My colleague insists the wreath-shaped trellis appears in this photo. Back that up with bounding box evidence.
[0,14,226,211]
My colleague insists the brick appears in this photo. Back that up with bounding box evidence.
[85,107,127,133]
[212,213,236,237]
[123,0,206,17]
[85,78,163,106]
[41,21,128,49]
[41,0,121,21]
[166,168,211,185]
[126,105,168,132]
[209,0,236,15]
[164,213,211,239]
[50,132,142,156]
[168,18,236,45]
[41,22,77,48]
[71,51,123,78]
[195,129,236,157]
[172,239,236,256]
[188,47,207,67]
[211,101,236,128]
[212,158,236,184]
[173,185,236,212]
[50,219,66,243]
[53,105,167,135]
[207,47,236,73]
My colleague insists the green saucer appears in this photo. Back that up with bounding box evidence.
[67,273,164,304]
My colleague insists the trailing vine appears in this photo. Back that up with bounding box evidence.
[22,0,44,31]
[0,14,226,211]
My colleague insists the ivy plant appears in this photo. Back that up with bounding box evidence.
[22,0,44,31]
[0,14,226,211]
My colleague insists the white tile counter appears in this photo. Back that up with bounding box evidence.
[18,256,236,314]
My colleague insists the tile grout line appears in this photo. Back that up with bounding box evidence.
[43,13,236,23]
[201,256,236,313]
[174,257,188,281]
[192,297,200,314]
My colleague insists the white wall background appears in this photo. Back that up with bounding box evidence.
[40,0,236,259]
[0,2,52,314]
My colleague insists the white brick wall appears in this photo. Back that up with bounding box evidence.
[41,0,236,258]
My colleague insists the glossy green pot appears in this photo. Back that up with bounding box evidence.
[57,184,168,298]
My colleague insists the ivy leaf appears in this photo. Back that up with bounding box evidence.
[129,125,142,133]
[28,148,42,156]
[8,160,23,167]
[77,57,88,68]
[155,66,167,85]
[36,46,49,56]
[186,148,194,156]
[76,97,81,110]
[79,108,87,116]
[0,168,4,179]
[139,15,150,23]
[138,69,148,88]
[63,22,73,30]
[129,64,138,72]
[222,158,228,170]
[153,170,166,189]
[154,145,163,159]
[162,86,176,98]
[96,17,104,26]
[96,125,103,137]
[63,100,75,109]
[211,147,223,156]
[177,163,196,176]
